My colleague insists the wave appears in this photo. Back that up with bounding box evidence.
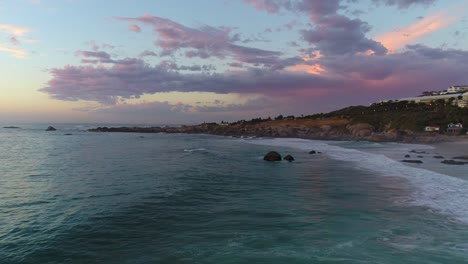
[245,138,468,224]
[183,148,208,152]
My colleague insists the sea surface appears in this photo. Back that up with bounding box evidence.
[1,124,468,263]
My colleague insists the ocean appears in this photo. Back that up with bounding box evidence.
[1,124,468,263]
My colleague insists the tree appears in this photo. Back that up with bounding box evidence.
[274,115,283,120]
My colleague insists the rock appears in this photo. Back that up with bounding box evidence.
[309,150,317,154]
[263,151,282,161]
[417,155,424,158]
[441,160,467,165]
[320,125,332,132]
[453,156,468,160]
[401,160,423,164]
[3,126,19,129]
[405,154,410,158]
[346,123,374,137]
[64,133,73,136]
[433,155,444,159]
[283,155,294,162]
[46,126,57,131]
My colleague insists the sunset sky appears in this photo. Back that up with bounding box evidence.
[1,0,467,124]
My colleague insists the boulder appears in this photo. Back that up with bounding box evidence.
[283,155,294,162]
[441,160,467,165]
[46,126,57,131]
[401,160,423,164]
[263,151,281,161]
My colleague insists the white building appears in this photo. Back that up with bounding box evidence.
[447,85,468,93]
[425,126,440,132]
[458,100,468,108]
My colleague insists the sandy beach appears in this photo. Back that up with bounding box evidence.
[431,137,468,158]
[401,137,468,178]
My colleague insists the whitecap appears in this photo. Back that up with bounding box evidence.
[245,138,468,224]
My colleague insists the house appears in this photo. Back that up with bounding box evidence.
[458,100,468,108]
[447,85,468,93]
[447,123,463,134]
[425,126,440,132]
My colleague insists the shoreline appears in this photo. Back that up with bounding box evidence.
[88,123,468,144]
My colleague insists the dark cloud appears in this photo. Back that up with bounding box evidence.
[40,56,343,105]
[116,14,301,70]
[243,0,434,56]
[301,15,387,55]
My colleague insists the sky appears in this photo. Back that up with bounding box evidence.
[1,0,467,124]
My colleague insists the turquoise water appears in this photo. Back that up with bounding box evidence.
[1,126,468,263]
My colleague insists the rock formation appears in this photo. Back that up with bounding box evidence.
[264,151,282,161]
[401,160,423,164]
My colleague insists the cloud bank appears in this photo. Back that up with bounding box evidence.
[39,0,467,117]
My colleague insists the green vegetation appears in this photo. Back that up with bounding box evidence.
[306,100,468,132]
[222,100,467,134]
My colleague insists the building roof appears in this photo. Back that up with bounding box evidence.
[398,92,467,102]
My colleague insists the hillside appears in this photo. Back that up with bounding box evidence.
[90,100,468,142]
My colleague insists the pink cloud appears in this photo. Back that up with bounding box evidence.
[242,0,287,13]
[0,24,30,36]
[128,24,141,32]
[0,44,27,58]
[376,10,460,52]
[117,14,302,69]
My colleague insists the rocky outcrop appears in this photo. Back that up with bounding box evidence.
[264,151,282,161]
[87,119,462,144]
[46,126,56,131]
[347,123,374,137]
[283,155,294,162]
[441,160,468,165]
[401,160,423,164]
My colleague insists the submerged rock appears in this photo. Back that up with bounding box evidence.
[453,156,468,160]
[404,154,410,158]
[46,126,57,131]
[401,160,423,164]
[309,150,317,154]
[433,155,444,159]
[283,155,294,162]
[3,126,19,129]
[263,151,281,161]
[441,160,467,165]
[64,133,73,136]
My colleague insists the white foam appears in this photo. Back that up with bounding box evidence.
[245,138,468,224]
[183,148,208,152]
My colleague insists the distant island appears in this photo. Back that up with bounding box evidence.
[89,94,468,143]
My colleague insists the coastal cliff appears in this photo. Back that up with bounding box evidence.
[88,118,455,143]
[89,100,468,143]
